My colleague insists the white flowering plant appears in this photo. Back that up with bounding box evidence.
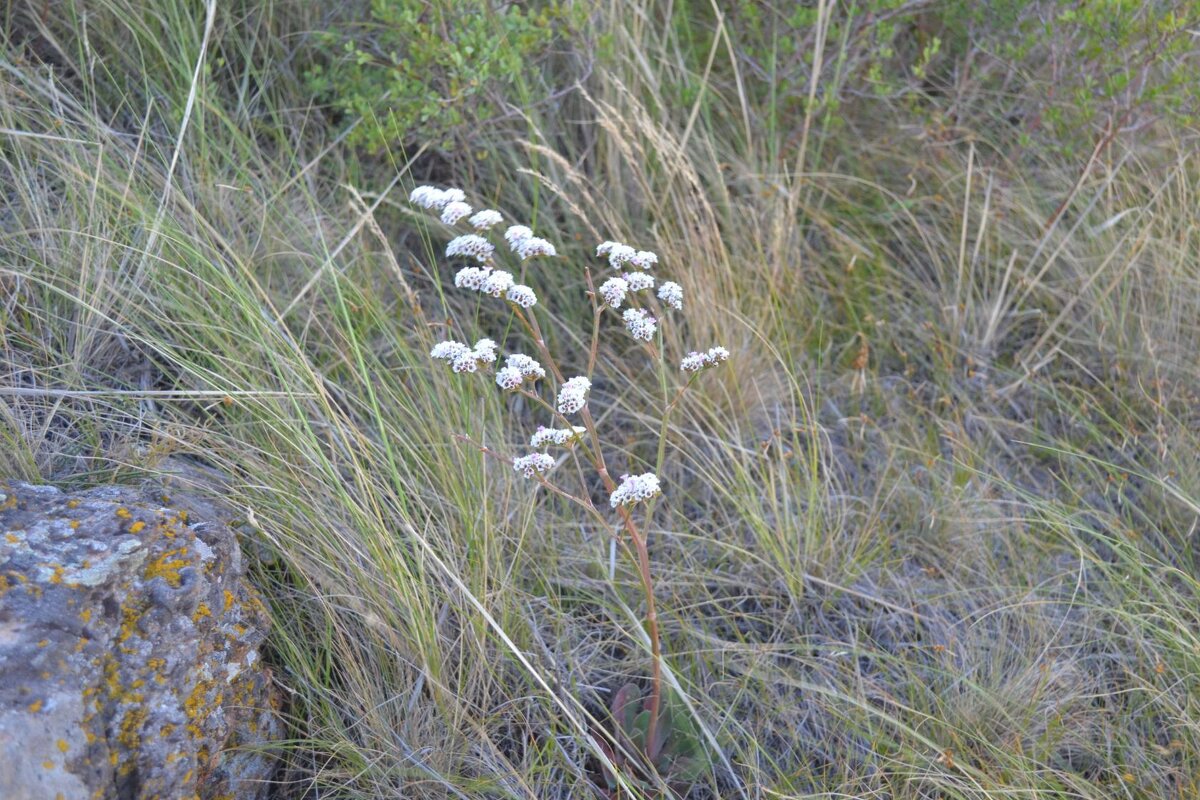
[410,184,729,785]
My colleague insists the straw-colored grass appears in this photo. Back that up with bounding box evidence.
[3,2,1198,797]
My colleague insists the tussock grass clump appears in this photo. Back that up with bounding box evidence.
[3,1,1199,798]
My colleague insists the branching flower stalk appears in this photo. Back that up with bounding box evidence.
[412,185,729,770]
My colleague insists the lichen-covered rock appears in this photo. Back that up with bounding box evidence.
[0,481,280,800]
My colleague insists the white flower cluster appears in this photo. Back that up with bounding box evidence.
[624,272,654,292]
[530,426,587,448]
[597,241,657,270]
[557,376,591,415]
[431,338,497,373]
[441,201,472,225]
[513,452,555,479]
[482,271,514,298]
[515,236,556,260]
[599,277,628,308]
[680,346,730,373]
[495,353,546,390]
[657,281,682,310]
[623,308,657,341]
[410,185,465,210]
[446,234,494,262]
[502,225,556,260]
[505,225,532,247]
[505,284,538,308]
[469,209,503,230]
[610,473,662,508]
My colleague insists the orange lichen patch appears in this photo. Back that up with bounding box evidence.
[192,602,212,623]
[109,751,119,766]
[183,679,215,723]
[1,493,17,510]
[115,507,132,520]
[47,565,66,584]
[5,532,19,544]
[144,547,190,587]
[117,707,148,772]
[129,520,146,534]
[43,760,55,770]
[37,639,49,648]
[80,608,92,623]
[179,510,189,524]
[57,739,69,753]
[66,499,80,509]
[223,589,235,613]
[69,520,80,530]
[28,699,43,712]
[118,604,142,644]
[160,723,175,738]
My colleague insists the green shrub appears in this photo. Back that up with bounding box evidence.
[305,0,587,153]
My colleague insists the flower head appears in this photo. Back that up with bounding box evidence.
[410,186,465,211]
[441,201,473,225]
[596,241,621,257]
[681,345,729,372]
[431,340,470,362]
[481,270,515,298]
[623,308,657,341]
[629,250,658,270]
[495,366,524,391]
[454,266,490,291]
[446,234,495,262]
[530,426,588,448]
[599,277,629,309]
[657,281,682,310]
[506,353,546,381]
[606,243,637,268]
[451,350,479,373]
[506,284,538,308]
[515,237,556,260]
[505,225,533,248]
[513,452,555,479]
[410,185,450,209]
[706,346,730,364]
[610,473,662,508]
[469,209,503,230]
[557,376,591,415]
[472,338,498,365]
[624,272,655,292]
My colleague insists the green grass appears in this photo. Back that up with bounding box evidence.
[3,1,1199,798]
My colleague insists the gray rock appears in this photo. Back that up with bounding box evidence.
[0,481,279,799]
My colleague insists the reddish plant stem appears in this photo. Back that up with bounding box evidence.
[514,303,664,755]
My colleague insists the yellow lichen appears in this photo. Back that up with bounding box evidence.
[192,602,211,623]
[66,499,80,509]
[144,547,190,587]
[5,532,19,544]
[129,520,146,534]
[56,739,68,753]
[69,520,80,530]
[115,507,132,520]
[223,589,235,613]
[118,604,141,644]
[80,608,92,624]
[43,760,55,770]
[28,699,43,712]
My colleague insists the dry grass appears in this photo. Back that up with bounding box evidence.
[2,1,1199,798]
